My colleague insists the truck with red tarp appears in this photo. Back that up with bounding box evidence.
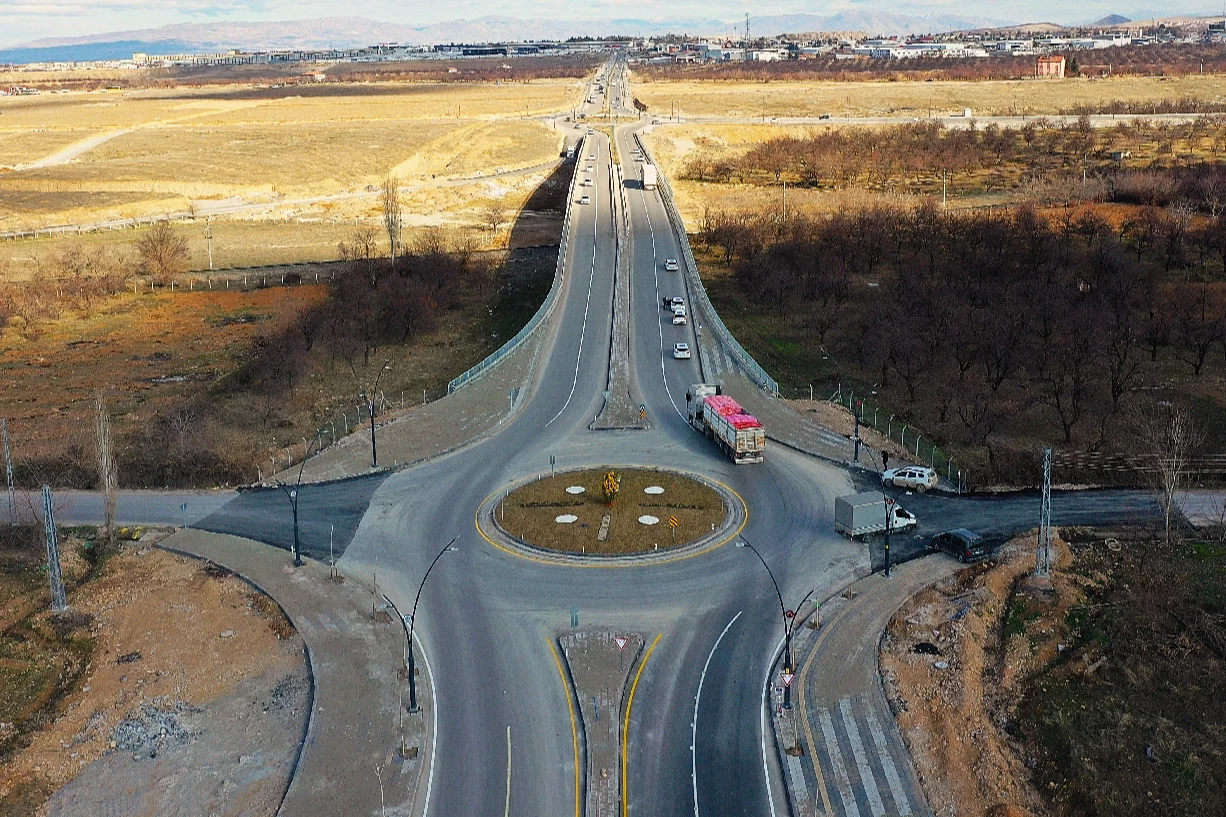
[685,384,765,463]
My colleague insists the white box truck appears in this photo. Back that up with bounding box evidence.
[642,164,658,190]
[834,492,916,539]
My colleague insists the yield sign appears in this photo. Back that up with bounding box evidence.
[615,637,629,651]
[781,672,795,688]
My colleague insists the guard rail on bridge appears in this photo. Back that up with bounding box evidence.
[447,137,585,393]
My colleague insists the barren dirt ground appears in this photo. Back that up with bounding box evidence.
[879,534,1079,817]
[0,536,307,817]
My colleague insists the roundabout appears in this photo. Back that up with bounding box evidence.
[478,467,746,562]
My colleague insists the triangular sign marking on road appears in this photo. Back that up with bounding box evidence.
[781,672,795,688]
[615,637,628,651]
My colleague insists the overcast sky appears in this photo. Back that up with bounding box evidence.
[3,1,1223,48]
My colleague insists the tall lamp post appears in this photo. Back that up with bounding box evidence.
[274,431,323,567]
[407,535,459,713]
[738,538,815,709]
[360,359,392,469]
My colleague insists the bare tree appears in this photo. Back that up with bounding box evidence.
[1134,404,1203,546]
[339,225,380,286]
[135,221,189,284]
[481,199,509,235]
[381,176,402,268]
[94,392,117,541]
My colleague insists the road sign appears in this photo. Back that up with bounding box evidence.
[785,609,795,619]
[886,497,895,507]
[781,672,795,688]
[668,516,679,528]
[639,405,647,420]
[615,636,628,651]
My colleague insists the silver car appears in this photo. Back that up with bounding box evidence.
[881,466,938,493]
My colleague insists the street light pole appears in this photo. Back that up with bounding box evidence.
[407,535,459,712]
[362,359,392,469]
[737,538,795,708]
[275,431,323,567]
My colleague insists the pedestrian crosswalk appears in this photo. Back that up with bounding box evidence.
[803,694,926,817]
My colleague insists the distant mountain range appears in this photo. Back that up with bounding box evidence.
[1,11,1220,66]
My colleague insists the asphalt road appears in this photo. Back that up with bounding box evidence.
[32,55,1204,817]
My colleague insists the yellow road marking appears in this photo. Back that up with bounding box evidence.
[796,580,885,817]
[549,638,582,817]
[622,633,662,817]
[473,473,748,568]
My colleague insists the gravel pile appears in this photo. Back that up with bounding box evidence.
[111,701,200,758]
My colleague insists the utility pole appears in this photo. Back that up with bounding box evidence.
[3,419,14,526]
[205,218,214,271]
[41,486,67,612]
[1035,447,1052,577]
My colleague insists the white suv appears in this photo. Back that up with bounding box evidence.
[881,466,938,493]
[664,259,679,272]
[673,343,691,359]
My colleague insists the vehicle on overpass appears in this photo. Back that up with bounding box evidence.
[642,164,657,190]
[686,384,765,464]
[664,258,679,271]
[834,492,917,539]
[673,342,691,360]
[580,195,591,205]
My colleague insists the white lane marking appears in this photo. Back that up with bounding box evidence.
[862,700,913,816]
[760,632,786,817]
[629,136,687,421]
[504,725,512,817]
[421,627,439,817]
[818,708,863,817]
[693,611,742,817]
[839,697,885,817]
[545,138,602,428]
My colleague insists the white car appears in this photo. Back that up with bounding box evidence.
[664,259,679,272]
[579,195,591,205]
[583,178,593,186]
[881,466,938,493]
[587,154,595,161]
[673,343,691,360]
[672,312,687,325]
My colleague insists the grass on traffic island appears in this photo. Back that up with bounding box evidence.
[497,468,726,555]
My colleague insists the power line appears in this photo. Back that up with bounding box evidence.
[1036,447,1053,578]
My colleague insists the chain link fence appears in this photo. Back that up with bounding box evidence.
[447,138,585,394]
[632,132,779,395]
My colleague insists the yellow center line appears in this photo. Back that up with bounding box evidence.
[796,580,885,817]
[622,633,662,817]
[548,638,582,817]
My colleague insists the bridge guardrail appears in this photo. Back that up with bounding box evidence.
[632,133,779,395]
[448,138,585,393]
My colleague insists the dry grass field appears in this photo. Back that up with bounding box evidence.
[631,73,1226,119]
[0,80,579,235]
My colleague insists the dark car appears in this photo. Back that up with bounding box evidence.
[929,529,1000,563]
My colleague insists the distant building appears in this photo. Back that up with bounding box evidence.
[1036,55,1066,78]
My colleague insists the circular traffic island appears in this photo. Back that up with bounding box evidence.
[494,468,731,557]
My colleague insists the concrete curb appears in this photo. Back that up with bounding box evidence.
[479,466,746,567]
[154,541,317,817]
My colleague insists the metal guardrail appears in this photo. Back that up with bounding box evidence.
[448,138,585,393]
[633,133,779,396]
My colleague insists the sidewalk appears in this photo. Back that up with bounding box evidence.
[774,557,958,817]
[160,529,432,817]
